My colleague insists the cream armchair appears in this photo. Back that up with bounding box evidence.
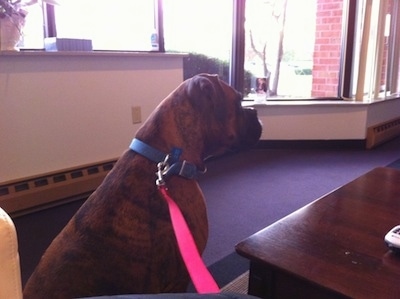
[0,207,22,299]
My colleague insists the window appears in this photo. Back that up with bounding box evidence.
[244,0,343,100]
[16,0,400,103]
[350,0,400,101]
[19,2,45,49]
[19,0,157,51]
[163,0,233,83]
[53,0,156,51]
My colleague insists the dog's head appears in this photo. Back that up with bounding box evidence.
[136,74,262,167]
[185,73,262,158]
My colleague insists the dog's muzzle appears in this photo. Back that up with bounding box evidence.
[236,107,262,150]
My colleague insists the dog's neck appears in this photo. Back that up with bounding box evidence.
[129,138,206,182]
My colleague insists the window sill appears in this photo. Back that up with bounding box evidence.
[243,96,400,107]
[0,50,187,58]
[246,96,400,141]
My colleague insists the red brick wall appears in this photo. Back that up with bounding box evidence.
[312,0,343,97]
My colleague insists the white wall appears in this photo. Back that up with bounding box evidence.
[0,52,185,182]
[252,98,400,140]
[255,102,367,140]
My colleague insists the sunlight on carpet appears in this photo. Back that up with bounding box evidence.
[221,271,249,294]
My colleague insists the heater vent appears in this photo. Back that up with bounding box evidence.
[0,159,117,217]
[366,117,400,149]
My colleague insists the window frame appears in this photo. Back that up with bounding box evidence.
[37,0,400,102]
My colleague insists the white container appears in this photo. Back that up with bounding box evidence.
[150,29,159,51]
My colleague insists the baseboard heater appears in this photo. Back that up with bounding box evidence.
[0,159,118,217]
[366,117,400,149]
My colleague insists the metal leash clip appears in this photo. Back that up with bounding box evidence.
[156,154,170,186]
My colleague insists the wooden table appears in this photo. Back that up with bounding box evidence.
[236,167,400,299]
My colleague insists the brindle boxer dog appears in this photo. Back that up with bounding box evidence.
[23,73,262,298]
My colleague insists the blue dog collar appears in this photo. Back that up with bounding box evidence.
[129,138,200,180]
[130,138,170,164]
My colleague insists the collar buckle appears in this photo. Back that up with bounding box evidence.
[156,155,170,186]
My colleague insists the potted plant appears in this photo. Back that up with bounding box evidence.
[0,0,32,51]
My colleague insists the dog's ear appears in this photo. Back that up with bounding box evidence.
[186,74,227,121]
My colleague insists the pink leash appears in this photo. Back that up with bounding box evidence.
[159,185,220,293]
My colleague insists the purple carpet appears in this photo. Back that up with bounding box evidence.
[201,137,400,267]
